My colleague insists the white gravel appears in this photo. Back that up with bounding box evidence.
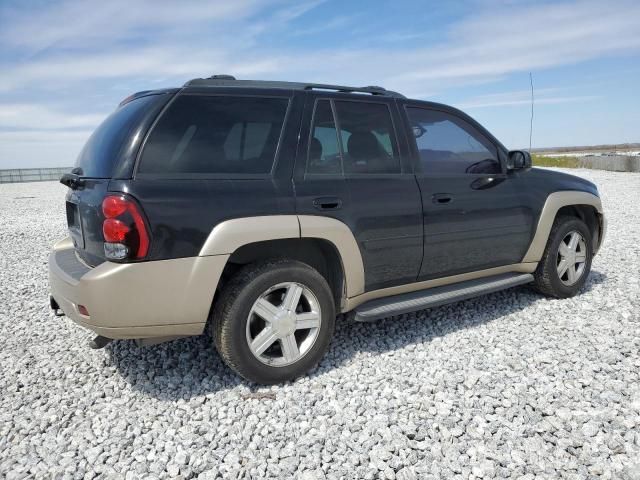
[1,169,639,479]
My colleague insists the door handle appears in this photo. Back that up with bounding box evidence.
[313,197,342,210]
[432,193,453,205]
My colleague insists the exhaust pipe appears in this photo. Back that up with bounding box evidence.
[89,335,112,349]
[50,296,65,317]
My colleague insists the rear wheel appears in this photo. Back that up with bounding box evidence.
[533,216,593,298]
[211,259,335,384]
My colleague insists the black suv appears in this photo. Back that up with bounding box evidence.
[50,75,605,383]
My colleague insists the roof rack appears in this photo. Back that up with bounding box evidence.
[183,75,405,98]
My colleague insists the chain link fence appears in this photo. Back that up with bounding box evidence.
[0,167,72,184]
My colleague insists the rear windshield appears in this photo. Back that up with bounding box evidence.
[137,95,289,176]
[75,95,162,178]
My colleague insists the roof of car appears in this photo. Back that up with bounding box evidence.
[183,75,406,99]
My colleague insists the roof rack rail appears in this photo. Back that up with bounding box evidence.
[183,76,405,98]
[206,74,236,80]
[300,83,404,98]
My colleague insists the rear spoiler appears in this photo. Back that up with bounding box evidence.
[118,88,179,107]
[60,173,85,190]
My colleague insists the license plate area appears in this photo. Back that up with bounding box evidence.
[66,201,85,249]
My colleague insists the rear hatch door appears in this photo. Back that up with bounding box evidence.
[64,91,175,266]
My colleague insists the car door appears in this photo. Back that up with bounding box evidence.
[294,93,423,292]
[402,103,535,280]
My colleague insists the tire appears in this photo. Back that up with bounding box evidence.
[533,215,593,298]
[210,259,336,384]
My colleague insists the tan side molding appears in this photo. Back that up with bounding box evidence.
[199,215,300,256]
[344,262,537,312]
[522,191,603,263]
[299,215,365,298]
[198,215,366,298]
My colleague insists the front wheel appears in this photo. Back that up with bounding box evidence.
[533,216,593,298]
[210,259,336,384]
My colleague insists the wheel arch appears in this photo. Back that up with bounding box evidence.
[522,191,604,263]
[199,215,365,312]
[220,238,346,310]
[555,204,602,252]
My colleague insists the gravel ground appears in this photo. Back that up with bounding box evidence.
[1,169,639,479]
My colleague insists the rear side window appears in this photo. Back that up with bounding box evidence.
[406,107,500,174]
[75,95,162,178]
[138,95,289,175]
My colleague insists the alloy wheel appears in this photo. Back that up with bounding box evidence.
[245,282,322,367]
[556,230,587,286]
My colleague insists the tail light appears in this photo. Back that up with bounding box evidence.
[101,194,150,261]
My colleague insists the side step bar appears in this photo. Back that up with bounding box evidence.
[354,272,533,322]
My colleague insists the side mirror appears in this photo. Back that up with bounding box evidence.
[507,150,532,170]
[412,125,426,138]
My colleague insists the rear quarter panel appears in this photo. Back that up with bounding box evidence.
[110,178,296,260]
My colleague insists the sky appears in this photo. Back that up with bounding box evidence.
[1,0,639,169]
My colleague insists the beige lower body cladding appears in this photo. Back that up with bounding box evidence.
[49,237,228,339]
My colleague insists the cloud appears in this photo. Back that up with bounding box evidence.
[1,0,639,166]
[267,0,326,24]
[0,0,266,52]
[289,15,355,36]
[0,49,215,92]
[389,0,640,87]
[0,103,107,130]
[0,0,326,92]
[456,89,601,109]
[0,131,93,168]
[0,130,92,144]
[3,0,638,97]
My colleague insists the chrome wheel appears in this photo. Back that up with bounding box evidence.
[245,282,322,367]
[557,230,587,286]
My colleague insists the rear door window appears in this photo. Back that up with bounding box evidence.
[137,95,289,175]
[334,101,401,175]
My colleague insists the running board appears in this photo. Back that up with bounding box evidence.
[354,272,533,322]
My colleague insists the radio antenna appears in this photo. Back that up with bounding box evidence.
[529,72,534,152]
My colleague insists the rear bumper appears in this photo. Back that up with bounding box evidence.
[49,237,228,339]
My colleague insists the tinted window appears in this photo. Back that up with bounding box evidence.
[138,95,289,175]
[334,101,401,174]
[75,95,162,178]
[307,100,341,175]
[406,107,500,174]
